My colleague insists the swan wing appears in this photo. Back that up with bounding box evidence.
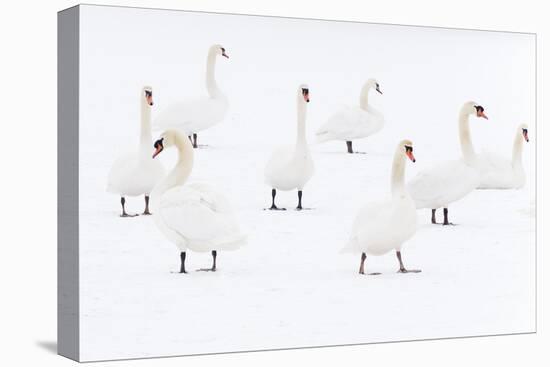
[407,159,479,209]
[316,106,384,142]
[158,183,246,251]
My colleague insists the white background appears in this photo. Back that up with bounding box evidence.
[0,0,548,366]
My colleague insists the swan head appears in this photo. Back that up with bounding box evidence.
[299,84,310,103]
[365,78,383,94]
[142,86,154,106]
[519,123,529,142]
[462,101,488,119]
[152,130,182,158]
[399,139,416,163]
[211,44,229,59]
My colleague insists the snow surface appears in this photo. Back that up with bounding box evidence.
[77,5,536,361]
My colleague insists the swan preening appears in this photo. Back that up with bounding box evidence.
[315,78,384,154]
[408,102,488,225]
[107,86,166,217]
[154,44,229,148]
[343,140,420,274]
[150,129,246,273]
[264,84,315,210]
[477,124,529,189]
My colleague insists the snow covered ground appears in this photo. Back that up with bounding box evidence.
[77,5,536,361]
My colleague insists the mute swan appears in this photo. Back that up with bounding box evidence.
[343,140,419,274]
[150,129,246,273]
[407,101,488,225]
[107,86,165,217]
[154,44,229,148]
[315,78,384,154]
[264,84,315,210]
[476,124,529,189]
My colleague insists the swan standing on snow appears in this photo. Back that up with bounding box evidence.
[265,85,315,210]
[343,140,420,274]
[154,44,229,148]
[407,101,488,225]
[107,86,165,217]
[150,130,246,273]
[315,78,384,154]
[477,124,529,189]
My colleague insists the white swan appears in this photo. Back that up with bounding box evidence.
[107,86,165,217]
[264,84,315,210]
[150,130,246,273]
[343,140,419,274]
[154,44,229,148]
[407,101,488,225]
[476,124,529,189]
[315,78,384,154]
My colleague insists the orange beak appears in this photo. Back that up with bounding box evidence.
[406,150,416,162]
[477,111,488,119]
[523,130,529,142]
[146,95,154,106]
[303,92,310,103]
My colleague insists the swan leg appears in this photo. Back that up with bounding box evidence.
[431,209,437,224]
[179,252,187,274]
[120,197,138,217]
[442,208,453,225]
[192,133,198,149]
[211,250,217,271]
[268,189,286,210]
[359,253,366,274]
[296,190,303,210]
[142,195,151,215]
[396,251,421,273]
[346,141,354,154]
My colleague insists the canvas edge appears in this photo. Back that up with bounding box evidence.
[58,4,80,362]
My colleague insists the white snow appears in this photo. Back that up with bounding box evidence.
[76,5,536,361]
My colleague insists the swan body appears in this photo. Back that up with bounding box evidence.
[107,86,165,216]
[345,140,417,256]
[265,85,314,209]
[476,124,529,189]
[151,130,245,271]
[407,102,487,224]
[154,44,229,144]
[316,79,384,153]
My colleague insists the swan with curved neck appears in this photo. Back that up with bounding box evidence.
[154,44,229,148]
[107,86,165,217]
[315,78,384,154]
[408,101,487,225]
[264,84,315,210]
[344,140,420,274]
[477,123,529,189]
[151,129,246,273]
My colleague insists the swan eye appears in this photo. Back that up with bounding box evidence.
[405,145,413,152]
[154,138,164,149]
[221,47,225,52]
[474,105,484,113]
[302,88,309,95]
[522,129,528,134]
[145,90,152,97]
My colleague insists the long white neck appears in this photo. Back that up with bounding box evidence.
[391,147,407,198]
[512,130,524,168]
[151,133,194,203]
[206,50,221,98]
[359,83,372,110]
[139,97,152,154]
[295,96,308,149]
[458,111,476,164]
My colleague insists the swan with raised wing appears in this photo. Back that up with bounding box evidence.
[316,78,384,154]
[477,124,529,189]
[154,44,229,148]
[407,101,488,225]
[107,86,165,217]
[264,84,315,210]
[150,130,246,273]
[343,140,420,274]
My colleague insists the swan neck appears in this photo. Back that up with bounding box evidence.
[359,84,371,110]
[512,130,524,166]
[391,148,407,197]
[206,51,221,98]
[151,134,194,201]
[139,98,152,151]
[459,112,476,164]
[296,98,307,147]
